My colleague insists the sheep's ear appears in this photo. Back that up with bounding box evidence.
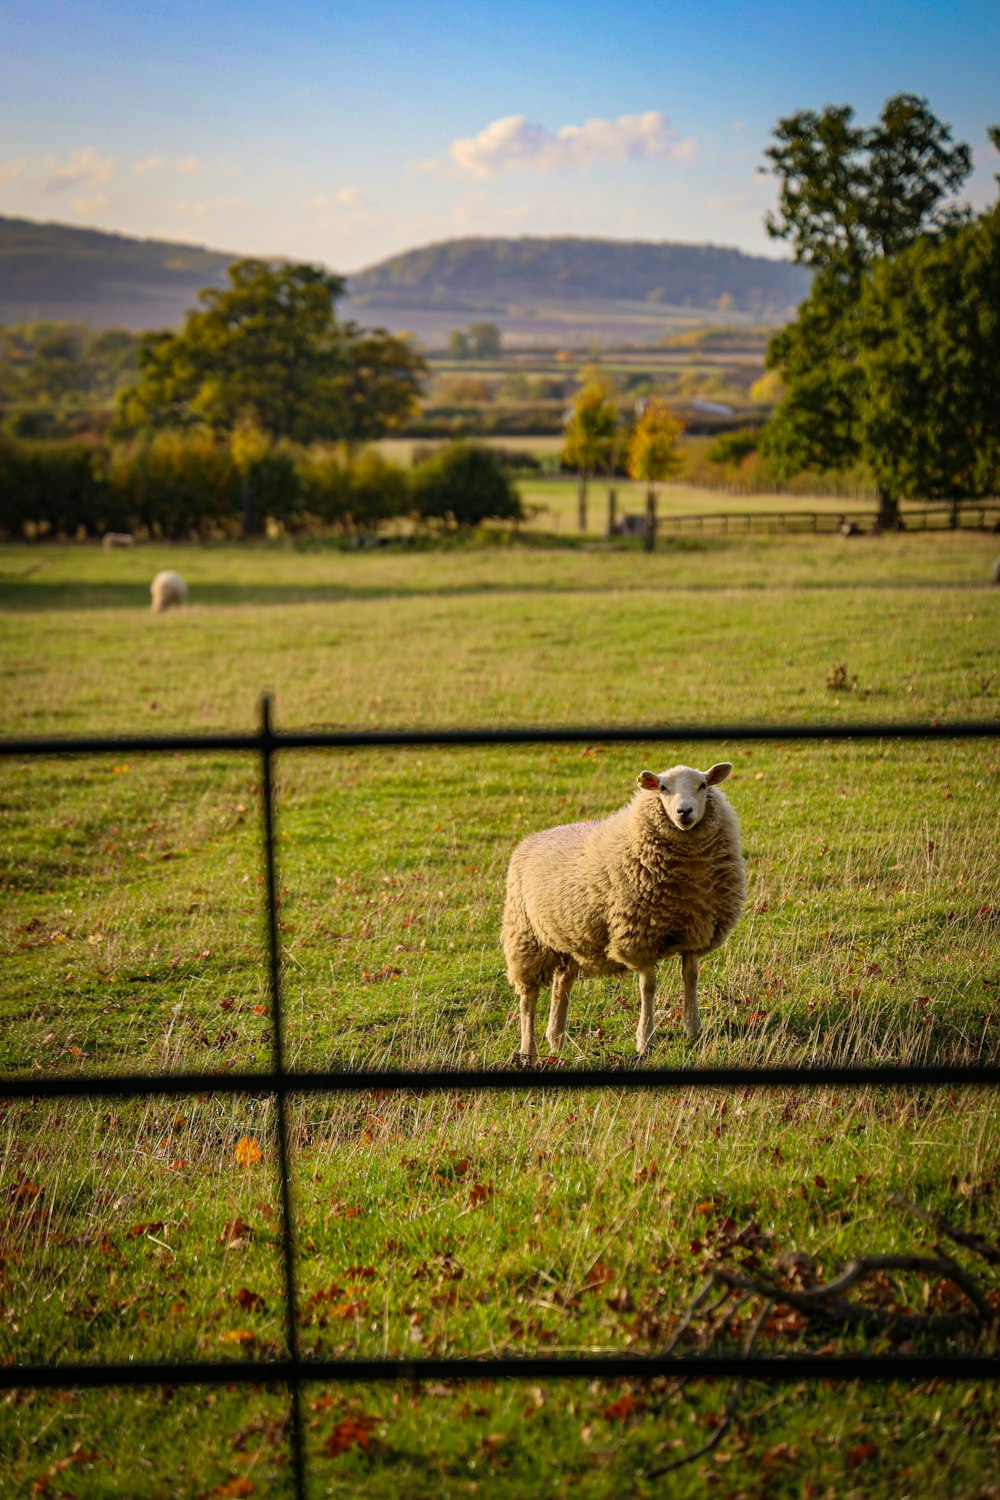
[637,770,662,791]
[705,763,733,785]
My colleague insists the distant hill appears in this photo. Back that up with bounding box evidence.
[344,235,811,345]
[0,216,235,331]
[350,235,808,312]
[0,216,809,346]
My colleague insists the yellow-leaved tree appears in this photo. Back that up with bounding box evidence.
[626,400,684,552]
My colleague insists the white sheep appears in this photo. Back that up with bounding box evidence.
[102,531,134,549]
[502,763,746,1061]
[150,570,188,613]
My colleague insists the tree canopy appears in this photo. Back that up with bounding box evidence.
[857,203,1000,513]
[117,259,425,445]
[760,94,994,524]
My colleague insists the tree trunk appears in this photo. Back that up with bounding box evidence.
[875,485,899,532]
[607,484,617,538]
[241,475,254,540]
[577,471,588,532]
[949,497,960,530]
[643,486,657,553]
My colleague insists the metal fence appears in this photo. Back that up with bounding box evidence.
[2,701,999,1497]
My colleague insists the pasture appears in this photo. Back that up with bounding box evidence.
[1,530,998,1498]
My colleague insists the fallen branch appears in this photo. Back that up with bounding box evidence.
[637,1195,998,1481]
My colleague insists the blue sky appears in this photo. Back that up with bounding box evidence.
[1,0,997,271]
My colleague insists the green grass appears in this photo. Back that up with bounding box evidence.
[1,535,998,1497]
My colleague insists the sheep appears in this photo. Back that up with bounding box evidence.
[102,531,134,549]
[502,763,745,1061]
[150,570,188,613]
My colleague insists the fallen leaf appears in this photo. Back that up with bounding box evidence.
[235,1287,266,1312]
[235,1137,263,1168]
[220,1329,256,1348]
[219,1218,254,1248]
[603,1393,640,1420]
[324,1415,376,1457]
[846,1441,878,1468]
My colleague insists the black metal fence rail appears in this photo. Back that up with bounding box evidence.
[2,705,999,1500]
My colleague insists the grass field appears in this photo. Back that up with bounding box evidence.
[1,530,998,1498]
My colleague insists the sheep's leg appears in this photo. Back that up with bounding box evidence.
[682,953,701,1039]
[517,984,539,1064]
[636,966,657,1054]
[546,963,577,1053]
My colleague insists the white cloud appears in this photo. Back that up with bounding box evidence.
[133,155,203,177]
[176,194,244,220]
[306,185,365,210]
[421,111,693,179]
[0,159,26,186]
[73,192,112,216]
[43,147,116,193]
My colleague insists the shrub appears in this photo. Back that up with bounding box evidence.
[410,441,523,527]
[0,436,114,537]
[106,430,240,537]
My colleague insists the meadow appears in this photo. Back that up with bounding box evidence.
[1,528,998,1498]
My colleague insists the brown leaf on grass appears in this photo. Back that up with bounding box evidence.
[603,1393,641,1420]
[209,1478,254,1497]
[235,1137,263,1168]
[583,1261,615,1293]
[220,1329,256,1348]
[235,1287,266,1312]
[469,1181,494,1208]
[324,1414,377,1457]
[846,1441,879,1468]
[345,1265,377,1280]
[330,1300,368,1319]
[9,1180,42,1205]
[219,1218,253,1248]
[128,1221,165,1239]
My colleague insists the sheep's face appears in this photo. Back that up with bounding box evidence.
[636,763,732,831]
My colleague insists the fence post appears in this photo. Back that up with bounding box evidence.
[260,693,307,1500]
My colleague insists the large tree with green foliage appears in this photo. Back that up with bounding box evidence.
[857,200,1000,523]
[761,94,976,526]
[117,259,425,446]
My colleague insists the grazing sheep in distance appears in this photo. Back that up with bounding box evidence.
[502,763,746,1061]
[102,532,134,549]
[150,570,188,613]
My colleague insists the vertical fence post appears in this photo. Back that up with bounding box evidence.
[260,694,307,1500]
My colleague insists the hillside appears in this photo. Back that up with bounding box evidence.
[0,216,235,331]
[0,216,809,346]
[350,235,808,311]
[344,235,810,345]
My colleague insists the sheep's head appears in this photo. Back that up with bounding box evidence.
[636,763,732,831]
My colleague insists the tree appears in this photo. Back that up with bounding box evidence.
[857,203,1000,524]
[467,322,502,359]
[562,381,618,532]
[626,401,684,552]
[117,259,424,445]
[761,94,975,526]
[410,442,522,528]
